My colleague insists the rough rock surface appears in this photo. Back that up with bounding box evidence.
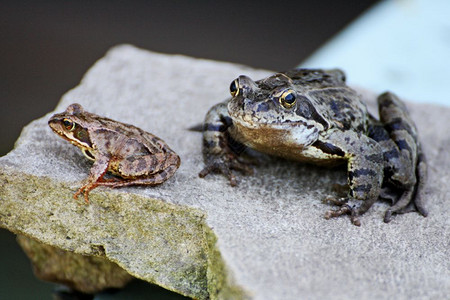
[0,45,449,299]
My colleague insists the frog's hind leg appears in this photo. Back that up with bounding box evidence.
[412,149,428,216]
[97,164,180,189]
[384,147,428,222]
[376,92,428,222]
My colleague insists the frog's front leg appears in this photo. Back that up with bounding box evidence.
[323,131,383,226]
[74,156,111,203]
[199,101,253,186]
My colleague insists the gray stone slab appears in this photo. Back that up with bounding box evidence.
[0,45,448,299]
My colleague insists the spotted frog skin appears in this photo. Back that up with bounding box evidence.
[199,69,427,225]
[49,103,180,203]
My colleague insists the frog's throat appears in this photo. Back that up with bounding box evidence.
[232,117,320,149]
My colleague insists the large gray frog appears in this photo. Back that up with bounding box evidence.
[199,69,427,226]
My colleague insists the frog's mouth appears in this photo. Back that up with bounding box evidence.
[230,117,319,153]
[231,114,301,130]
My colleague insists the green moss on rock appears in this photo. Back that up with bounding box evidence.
[0,167,248,299]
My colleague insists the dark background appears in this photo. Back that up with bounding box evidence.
[0,0,377,298]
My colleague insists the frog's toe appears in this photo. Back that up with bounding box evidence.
[324,204,351,219]
[217,163,238,186]
[323,196,362,226]
[324,204,361,226]
[198,164,217,178]
[199,162,231,181]
[383,188,420,222]
[384,205,415,223]
[198,161,240,186]
[199,153,255,186]
[73,185,91,204]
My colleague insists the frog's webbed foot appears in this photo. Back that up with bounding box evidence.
[74,177,123,203]
[323,196,362,226]
[74,177,118,204]
[74,182,99,204]
[199,153,254,186]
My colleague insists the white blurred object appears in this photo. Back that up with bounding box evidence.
[301,0,450,106]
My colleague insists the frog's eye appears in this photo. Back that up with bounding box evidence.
[229,79,240,97]
[279,89,297,108]
[63,118,76,131]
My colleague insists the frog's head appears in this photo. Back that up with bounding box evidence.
[48,103,95,159]
[227,71,330,148]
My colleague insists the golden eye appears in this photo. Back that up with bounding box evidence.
[229,79,240,97]
[279,90,297,108]
[63,118,76,131]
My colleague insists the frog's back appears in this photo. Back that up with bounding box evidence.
[307,87,368,132]
[285,68,346,88]
[286,69,369,133]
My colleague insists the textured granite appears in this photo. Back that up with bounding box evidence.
[0,45,448,299]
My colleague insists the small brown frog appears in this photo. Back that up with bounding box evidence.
[48,103,180,203]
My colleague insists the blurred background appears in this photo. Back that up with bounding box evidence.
[0,0,379,157]
[6,0,434,298]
